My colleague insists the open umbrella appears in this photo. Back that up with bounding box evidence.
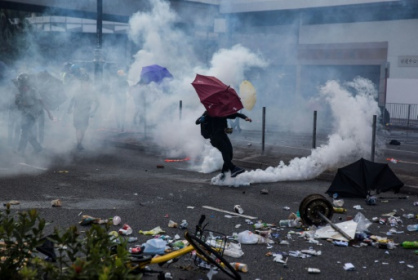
[326,158,404,198]
[239,80,256,111]
[140,64,173,84]
[191,74,243,117]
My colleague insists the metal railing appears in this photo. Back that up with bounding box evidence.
[384,103,418,129]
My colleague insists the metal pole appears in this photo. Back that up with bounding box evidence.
[94,0,103,82]
[371,115,377,162]
[179,100,182,120]
[407,104,411,127]
[317,212,353,241]
[262,107,266,154]
[312,110,317,149]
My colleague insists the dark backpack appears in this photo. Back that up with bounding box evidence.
[200,116,213,139]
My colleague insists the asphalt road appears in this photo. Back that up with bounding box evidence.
[0,133,417,280]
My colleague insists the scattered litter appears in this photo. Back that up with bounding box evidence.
[51,199,61,207]
[127,237,138,243]
[4,200,20,206]
[307,268,321,274]
[260,189,269,194]
[333,199,344,207]
[382,262,389,265]
[139,226,165,235]
[168,220,178,228]
[79,215,108,226]
[143,238,167,255]
[234,205,244,214]
[407,265,414,268]
[365,195,377,205]
[235,224,241,229]
[206,266,218,280]
[112,216,121,226]
[353,205,363,210]
[187,206,195,209]
[224,242,244,258]
[119,224,133,235]
[179,220,188,229]
[301,249,322,256]
[237,230,258,244]
[283,206,290,210]
[343,263,355,271]
[333,240,349,247]
[382,211,397,217]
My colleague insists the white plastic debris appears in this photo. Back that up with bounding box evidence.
[343,263,356,271]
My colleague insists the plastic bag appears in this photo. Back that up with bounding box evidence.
[143,239,167,255]
[353,212,372,233]
[238,230,258,244]
[223,242,244,258]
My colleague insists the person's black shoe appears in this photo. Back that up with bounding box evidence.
[231,166,245,178]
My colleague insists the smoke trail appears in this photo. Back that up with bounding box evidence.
[212,77,381,186]
[126,0,268,163]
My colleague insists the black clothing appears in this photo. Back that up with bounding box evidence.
[196,111,248,173]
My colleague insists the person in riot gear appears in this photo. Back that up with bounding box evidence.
[67,72,99,151]
[14,73,53,154]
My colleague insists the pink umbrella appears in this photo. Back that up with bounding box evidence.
[191,74,243,117]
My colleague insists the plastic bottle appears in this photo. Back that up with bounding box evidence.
[230,262,248,272]
[253,222,267,229]
[407,224,418,231]
[402,213,414,219]
[279,220,294,227]
[401,241,418,249]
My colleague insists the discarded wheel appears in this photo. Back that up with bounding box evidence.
[299,194,333,226]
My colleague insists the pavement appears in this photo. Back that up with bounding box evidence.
[98,126,418,196]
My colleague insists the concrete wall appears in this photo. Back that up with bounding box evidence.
[299,19,418,104]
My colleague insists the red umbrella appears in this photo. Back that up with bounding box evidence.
[191,74,243,117]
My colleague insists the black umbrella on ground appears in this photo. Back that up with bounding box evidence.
[326,158,404,198]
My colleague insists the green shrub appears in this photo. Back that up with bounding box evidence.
[0,205,141,280]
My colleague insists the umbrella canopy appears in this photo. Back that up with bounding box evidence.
[239,80,256,111]
[326,158,404,198]
[191,74,243,117]
[140,64,173,84]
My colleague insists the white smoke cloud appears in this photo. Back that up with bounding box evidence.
[126,0,268,163]
[212,77,381,186]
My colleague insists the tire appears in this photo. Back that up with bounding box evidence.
[184,231,241,280]
[299,194,333,226]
